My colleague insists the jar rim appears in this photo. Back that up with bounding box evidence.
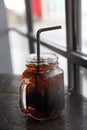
[26,53,58,65]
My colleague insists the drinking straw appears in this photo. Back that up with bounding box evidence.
[36,26,61,63]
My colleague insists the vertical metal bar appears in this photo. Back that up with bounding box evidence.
[65,0,81,92]
[74,0,81,51]
[73,0,81,92]
[65,0,75,91]
[25,0,35,53]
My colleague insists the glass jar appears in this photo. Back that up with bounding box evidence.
[20,53,64,120]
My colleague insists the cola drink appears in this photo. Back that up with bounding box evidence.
[20,53,64,120]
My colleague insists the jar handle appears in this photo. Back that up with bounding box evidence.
[20,78,30,110]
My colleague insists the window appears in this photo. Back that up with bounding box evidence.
[4,0,87,96]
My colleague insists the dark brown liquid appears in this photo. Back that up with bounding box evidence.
[20,64,64,120]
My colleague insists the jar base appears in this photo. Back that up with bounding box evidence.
[23,108,64,121]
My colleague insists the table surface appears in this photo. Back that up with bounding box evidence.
[0,74,87,130]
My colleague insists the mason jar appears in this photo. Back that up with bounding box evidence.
[20,53,64,120]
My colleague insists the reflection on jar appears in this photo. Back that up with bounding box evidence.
[20,53,64,120]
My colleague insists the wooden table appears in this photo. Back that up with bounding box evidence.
[0,74,87,130]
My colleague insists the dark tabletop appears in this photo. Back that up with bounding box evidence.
[0,74,87,130]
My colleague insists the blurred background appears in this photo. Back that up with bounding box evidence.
[4,0,67,83]
[0,0,87,97]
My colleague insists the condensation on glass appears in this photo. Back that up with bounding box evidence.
[20,53,64,120]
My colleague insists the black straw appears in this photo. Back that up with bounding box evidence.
[36,25,61,64]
